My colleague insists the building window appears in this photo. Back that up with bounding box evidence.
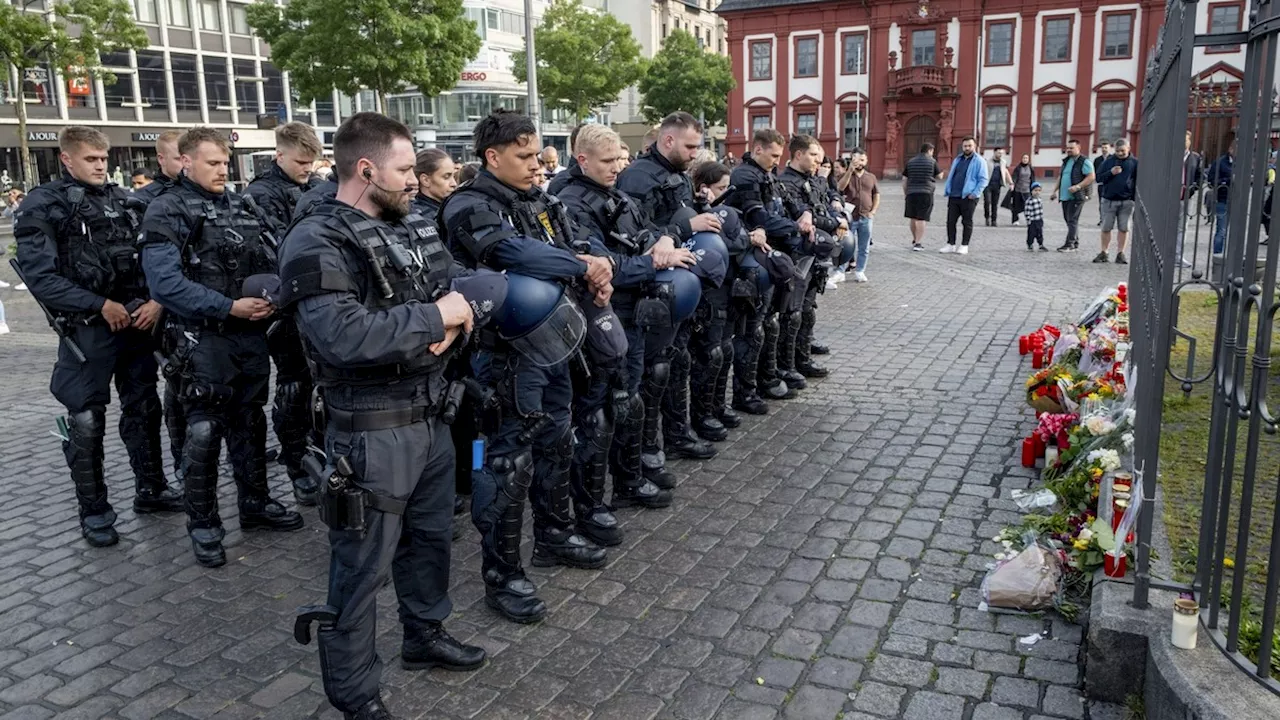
[203,56,232,109]
[135,0,157,23]
[167,0,190,28]
[229,2,250,35]
[751,114,770,132]
[263,62,286,113]
[796,112,816,137]
[100,51,137,110]
[1042,17,1073,63]
[842,33,866,74]
[135,50,169,110]
[170,53,200,111]
[199,0,220,31]
[234,58,259,113]
[750,40,771,80]
[986,22,1013,66]
[20,64,58,107]
[1038,101,1067,147]
[315,98,336,126]
[842,110,863,150]
[983,104,1010,149]
[1096,99,1128,145]
[794,37,818,78]
[1101,12,1133,58]
[1208,2,1244,52]
[911,29,936,67]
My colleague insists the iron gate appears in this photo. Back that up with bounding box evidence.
[1132,0,1280,693]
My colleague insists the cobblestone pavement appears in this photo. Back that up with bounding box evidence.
[0,188,1132,719]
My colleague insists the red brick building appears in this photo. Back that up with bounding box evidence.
[716,0,1251,177]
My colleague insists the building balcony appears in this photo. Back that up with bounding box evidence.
[888,65,957,96]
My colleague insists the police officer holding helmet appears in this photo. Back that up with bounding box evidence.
[139,127,304,568]
[557,123,697,545]
[616,112,723,484]
[14,126,184,547]
[243,121,323,506]
[280,112,487,720]
[442,109,613,624]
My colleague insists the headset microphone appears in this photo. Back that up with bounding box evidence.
[362,166,414,194]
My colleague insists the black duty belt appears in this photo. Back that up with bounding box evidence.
[326,404,436,432]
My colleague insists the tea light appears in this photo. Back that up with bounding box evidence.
[1172,599,1199,649]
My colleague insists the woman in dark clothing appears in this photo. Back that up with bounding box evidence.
[411,147,457,218]
[1010,153,1035,224]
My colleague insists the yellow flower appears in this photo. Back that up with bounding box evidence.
[1057,374,1073,382]
[1224,558,1236,569]
[1073,538,1091,551]
[1091,468,1104,480]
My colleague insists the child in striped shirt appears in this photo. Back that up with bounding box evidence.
[1025,183,1047,251]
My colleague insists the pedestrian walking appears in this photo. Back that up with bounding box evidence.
[1024,182,1047,251]
[1094,139,1137,265]
[902,143,943,251]
[983,148,1012,227]
[1010,154,1034,224]
[940,136,988,254]
[1054,139,1095,253]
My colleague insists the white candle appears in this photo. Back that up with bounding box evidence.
[1171,599,1199,649]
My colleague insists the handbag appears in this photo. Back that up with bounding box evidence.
[1000,191,1014,210]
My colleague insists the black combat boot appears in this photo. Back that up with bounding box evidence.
[690,343,729,442]
[610,393,674,508]
[532,527,608,569]
[123,398,185,514]
[794,301,830,378]
[663,349,718,459]
[401,621,486,671]
[712,344,741,428]
[182,419,225,566]
[810,342,830,356]
[478,454,547,624]
[758,314,797,400]
[189,526,227,568]
[344,696,398,720]
[640,364,678,490]
[776,310,808,390]
[65,409,118,547]
[571,408,622,546]
[231,409,304,532]
[239,496,305,531]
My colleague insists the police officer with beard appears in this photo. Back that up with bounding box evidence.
[726,128,811,401]
[556,124,694,545]
[243,122,322,506]
[777,134,839,379]
[615,112,723,485]
[140,127,304,568]
[282,113,486,720]
[441,109,613,623]
[14,126,184,547]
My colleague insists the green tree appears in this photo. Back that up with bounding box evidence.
[512,0,645,123]
[639,29,735,126]
[0,0,148,188]
[247,0,481,112]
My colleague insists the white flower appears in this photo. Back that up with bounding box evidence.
[1122,432,1135,450]
[1084,415,1116,436]
[1124,408,1137,425]
[1078,527,1093,542]
[1088,448,1122,472]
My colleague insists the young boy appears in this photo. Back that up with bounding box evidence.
[1025,182,1047,251]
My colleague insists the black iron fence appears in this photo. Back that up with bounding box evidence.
[1132,0,1280,694]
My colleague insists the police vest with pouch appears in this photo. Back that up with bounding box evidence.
[178,192,277,301]
[56,181,146,301]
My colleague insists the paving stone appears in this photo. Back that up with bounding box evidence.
[935,667,991,698]
[808,656,863,690]
[756,657,806,688]
[868,654,934,687]
[903,691,967,720]
[1024,657,1080,685]
[972,703,1026,720]
[991,676,1042,709]
[1042,684,1087,719]
[882,633,930,657]
[783,685,848,719]
[853,681,906,717]
[716,700,778,720]
[828,625,879,661]
[974,650,1023,675]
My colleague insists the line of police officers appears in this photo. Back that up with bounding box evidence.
[14,111,852,720]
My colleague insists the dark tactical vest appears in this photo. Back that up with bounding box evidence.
[304,204,453,386]
[560,176,651,257]
[450,174,587,268]
[56,182,146,302]
[177,191,276,300]
[781,168,838,223]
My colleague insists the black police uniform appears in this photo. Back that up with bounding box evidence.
[139,176,304,567]
[779,165,840,378]
[615,145,715,481]
[688,199,750,437]
[14,174,184,546]
[441,170,607,624]
[131,170,187,480]
[557,165,675,545]
[282,200,485,720]
[296,179,338,219]
[243,162,321,505]
[725,155,803,402]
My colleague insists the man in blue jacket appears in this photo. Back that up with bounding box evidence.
[1209,139,1235,254]
[940,136,989,254]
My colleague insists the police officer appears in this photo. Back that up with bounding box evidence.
[616,112,723,483]
[441,109,612,623]
[410,147,457,219]
[725,128,810,401]
[690,161,761,436]
[139,127,304,568]
[131,130,187,480]
[282,113,485,720]
[14,126,183,547]
[243,122,323,506]
[778,134,841,379]
[556,124,693,545]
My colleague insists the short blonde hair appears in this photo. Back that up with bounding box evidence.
[574,124,622,157]
[59,126,109,154]
[156,129,182,152]
[275,122,322,156]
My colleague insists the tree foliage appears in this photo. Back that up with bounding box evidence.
[247,0,481,109]
[512,0,645,123]
[639,29,735,126]
[0,0,148,187]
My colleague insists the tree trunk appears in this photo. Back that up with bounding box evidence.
[16,91,34,190]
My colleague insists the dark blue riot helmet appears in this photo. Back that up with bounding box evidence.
[737,246,773,296]
[669,206,697,241]
[495,273,587,367]
[654,268,702,323]
[683,231,729,287]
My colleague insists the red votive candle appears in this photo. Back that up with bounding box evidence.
[1021,438,1036,467]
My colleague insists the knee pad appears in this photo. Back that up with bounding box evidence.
[707,344,724,370]
[763,314,779,335]
[70,408,107,438]
[185,420,220,458]
[491,449,534,505]
[647,361,672,388]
